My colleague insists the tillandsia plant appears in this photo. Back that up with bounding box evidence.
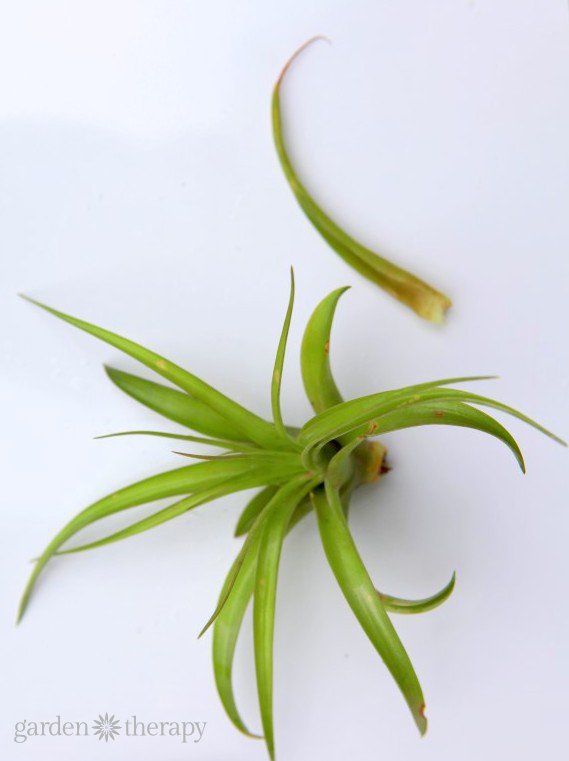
[19,274,564,759]
[273,38,452,323]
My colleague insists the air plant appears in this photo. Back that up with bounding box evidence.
[273,38,452,323]
[18,275,564,759]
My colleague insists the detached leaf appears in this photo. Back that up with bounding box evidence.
[313,482,427,735]
[273,39,451,323]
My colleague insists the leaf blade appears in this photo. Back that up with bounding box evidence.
[21,295,285,450]
[234,486,278,537]
[313,482,427,735]
[299,382,564,453]
[379,572,456,615]
[301,286,348,415]
[272,39,451,323]
[212,530,263,738]
[104,366,250,442]
[95,428,257,452]
[253,475,319,760]
[271,269,297,444]
[55,470,293,555]
[18,454,303,622]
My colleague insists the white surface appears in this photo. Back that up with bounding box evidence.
[1,2,568,759]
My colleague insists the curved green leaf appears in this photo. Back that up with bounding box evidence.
[299,382,565,452]
[272,39,451,323]
[104,366,250,442]
[212,529,263,738]
[213,479,321,742]
[95,428,257,452]
[370,401,526,471]
[313,482,427,735]
[199,505,269,640]
[301,286,348,414]
[21,295,286,450]
[379,572,456,615]
[254,475,319,760]
[54,470,293,556]
[235,486,278,537]
[17,454,303,622]
[271,269,297,445]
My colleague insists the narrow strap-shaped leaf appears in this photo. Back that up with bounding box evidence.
[301,287,377,468]
[172,450,289,461]
[104,366,251,442]
[212,480,320,741]
[21,296,286,450]
[299,376,499,447]
[17,454,302,622]
[313,482,427,735]
[371,401,526,471]
[299,382,565,450]
[199,505,273,640]
[379,572,456,615]
[317,400,526,473]
[234,486,278,537]
[53,470,287,555]
[200,475,315,639]
[212,527,264,738]
[271,269,298,445]
[301,286,348,414]
[254,475,319,760]
[272,39,451,323]
[95,429,258,452]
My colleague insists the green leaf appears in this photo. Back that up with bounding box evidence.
[326,436,363,489]
[299,382,565,453]
[201,475,316,642]
[372,400,526,471]
[199,506,269,640]
[104,366,251,442]
[272,39,451,323]
[54,470,293,555]
[271,269,298,445]
[313,482,427,735]
[253,475,319,760]
[379,572,456,614]
[212,480,317,741]
[301,286,348,414]
[234,486,278,537]
[17,454,303,622]
[21,295,287,450]
[95,428,258,452]
[212,529,264,738]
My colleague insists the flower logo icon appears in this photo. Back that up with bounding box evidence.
[92,713,121,742]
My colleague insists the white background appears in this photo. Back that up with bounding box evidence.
[1,2,568,759]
